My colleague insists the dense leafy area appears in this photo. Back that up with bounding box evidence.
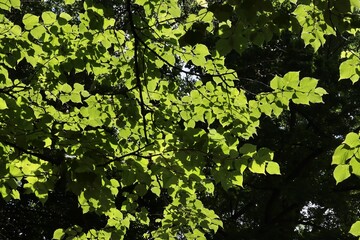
[0,0,360,239]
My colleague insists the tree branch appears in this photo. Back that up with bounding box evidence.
[126,0,149,144]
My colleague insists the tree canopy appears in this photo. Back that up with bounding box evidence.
[0,0,360,239]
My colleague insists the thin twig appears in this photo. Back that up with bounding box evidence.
[126,0,149,144]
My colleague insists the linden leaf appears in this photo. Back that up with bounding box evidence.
[42,11,57,25]
[61,84,72,93]
[0,0,11,11]
[196,0,208,8]
[10,0,20,9]
[30,25,46,39]
[10,25,22,36]
[151,186,161,197]
[65,0,75,4]
[266,161,281,175]
[0,97,8,110]
[333,164,351,184]
[339,58,359,83]
[344,132,360,148]
[53,229,65,240]
[350,0,360,8]
[332,145,352,165]
[232,175,243,187]
[349,221,360,239]
[23,13,39,30]
[59,12,72,21]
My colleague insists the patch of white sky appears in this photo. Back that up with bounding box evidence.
[295,201,337,233]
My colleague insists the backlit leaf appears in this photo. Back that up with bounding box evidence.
[344,132,360,148]
[42,11,57,25]
[333,164,351,184]
[30,25,46,39]
[332,145,352,165]
[53,229,65,240]
[196,0,208,8]
[65,0,75,4]
[23,13,39,30]
[0,98,8,110]
[350,0,360,8]
[266,161,281,175]
[0,0,11,11]
[350,221,360,237]
[10,0,20,9]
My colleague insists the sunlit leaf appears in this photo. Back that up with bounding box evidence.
[333,164,351,184]
[344,132,360,148]
[266,161,281,175]
[349,221,360,238]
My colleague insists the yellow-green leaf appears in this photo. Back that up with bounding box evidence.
[0,97,8,110]
[0,0,11,11]
[53,229,65,240]
[30,25,46,39]
[266,161,281,175]
[333,164,351,184]
[23,14,39,30]
[344,132,360,148]
[350,221,360,237]
[10,0,20,9]
[42,11,57,25]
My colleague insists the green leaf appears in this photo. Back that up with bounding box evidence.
[42,11,57,25]
[333,164,351,184]
[134,0,146,6]
[299,77,318,92]
[162,52,175,66]
[10,25,22,36]
[0,97,8,110]
[61,84,72,93]
[11,189,20,199]
[314,87,328,95]
[216,38,232,56]
[0,0,18,10]
[239,144,256,155]
[339,61,353,79]
[23,14,40,30]
[350,0,360,8]
[249,160,266,174]
[196,0,208,8]
[254,148,273,163]
[270,75,284,90]
[151,186,161,197]
[65,0,75,4]
[350,158,360,176]
[59,95,71,104]
[44,137,52,148]
[194,44,210,56]
[180,111,191,121]
[10,0,20,9]
[266,161,281,175]
[192,56,206,66]
[332,145,352,165]
[232,175,243,187]
[71,93,82,103]
[53,228,65,240]
[344,132,360,148]
[350,221,360,238]
[30,25,46,39]
[283,71,300,89]
[59,12,72,21]
[339,58,359,82]
[0,0,11,11]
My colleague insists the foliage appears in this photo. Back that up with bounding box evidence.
[0,0,359,239]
